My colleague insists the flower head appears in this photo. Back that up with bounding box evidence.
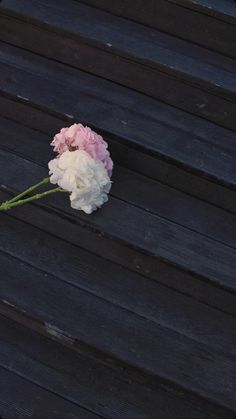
[51,123,113,177]
[48,149,111,214]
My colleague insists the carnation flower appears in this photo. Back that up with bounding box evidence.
[0,123,113,214]
[48,149,111,214]
[51,123,113,177]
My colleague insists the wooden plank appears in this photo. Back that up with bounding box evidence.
[0,149,235,293]
[0,367,99,419]
[0,45,235,200]
[1,116,236,249]
[113,166,236,249]
[170,0,236,22]
[1,0,235,81]
[110,135,236,214]
[0,210,236,356]
[0,249,235,413]
[0,99,235,214]
[0,1,234,416]
[0,145,235,313]
[78,0,236,57]
[79,0,236,24]
[0,42,235,174]
[0,314,225,419]
[0,1,235,128]
[0,44,234,160]
[1,187,235,319]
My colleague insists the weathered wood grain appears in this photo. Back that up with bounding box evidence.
[0,314,226,419]
[0,149,235,295]
[78,0,236,57]
[0,44,235,213]
[0,1,235,416]
[0,1,235,128]
[0,367,100,419]
[0,248,235,414]
[0,116,236,249]
[0,210,236,356]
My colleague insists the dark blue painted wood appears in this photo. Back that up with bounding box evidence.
[0,1,235,417]
[0,44,235,213]
[78,0,236,57]
[0,0,235,128]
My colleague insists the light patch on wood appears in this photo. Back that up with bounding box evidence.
[44,322,75,344]
[17,95,29,101]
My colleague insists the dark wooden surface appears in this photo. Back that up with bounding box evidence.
[0,0,235,129]
[0,0,235,418]
[78,0,236,57]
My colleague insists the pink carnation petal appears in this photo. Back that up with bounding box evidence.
[51,123,113,177]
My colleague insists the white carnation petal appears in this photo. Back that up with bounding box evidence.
[49,149,111,213]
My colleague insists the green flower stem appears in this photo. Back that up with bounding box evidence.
[5,177,50,205]
[0,187,67,211]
